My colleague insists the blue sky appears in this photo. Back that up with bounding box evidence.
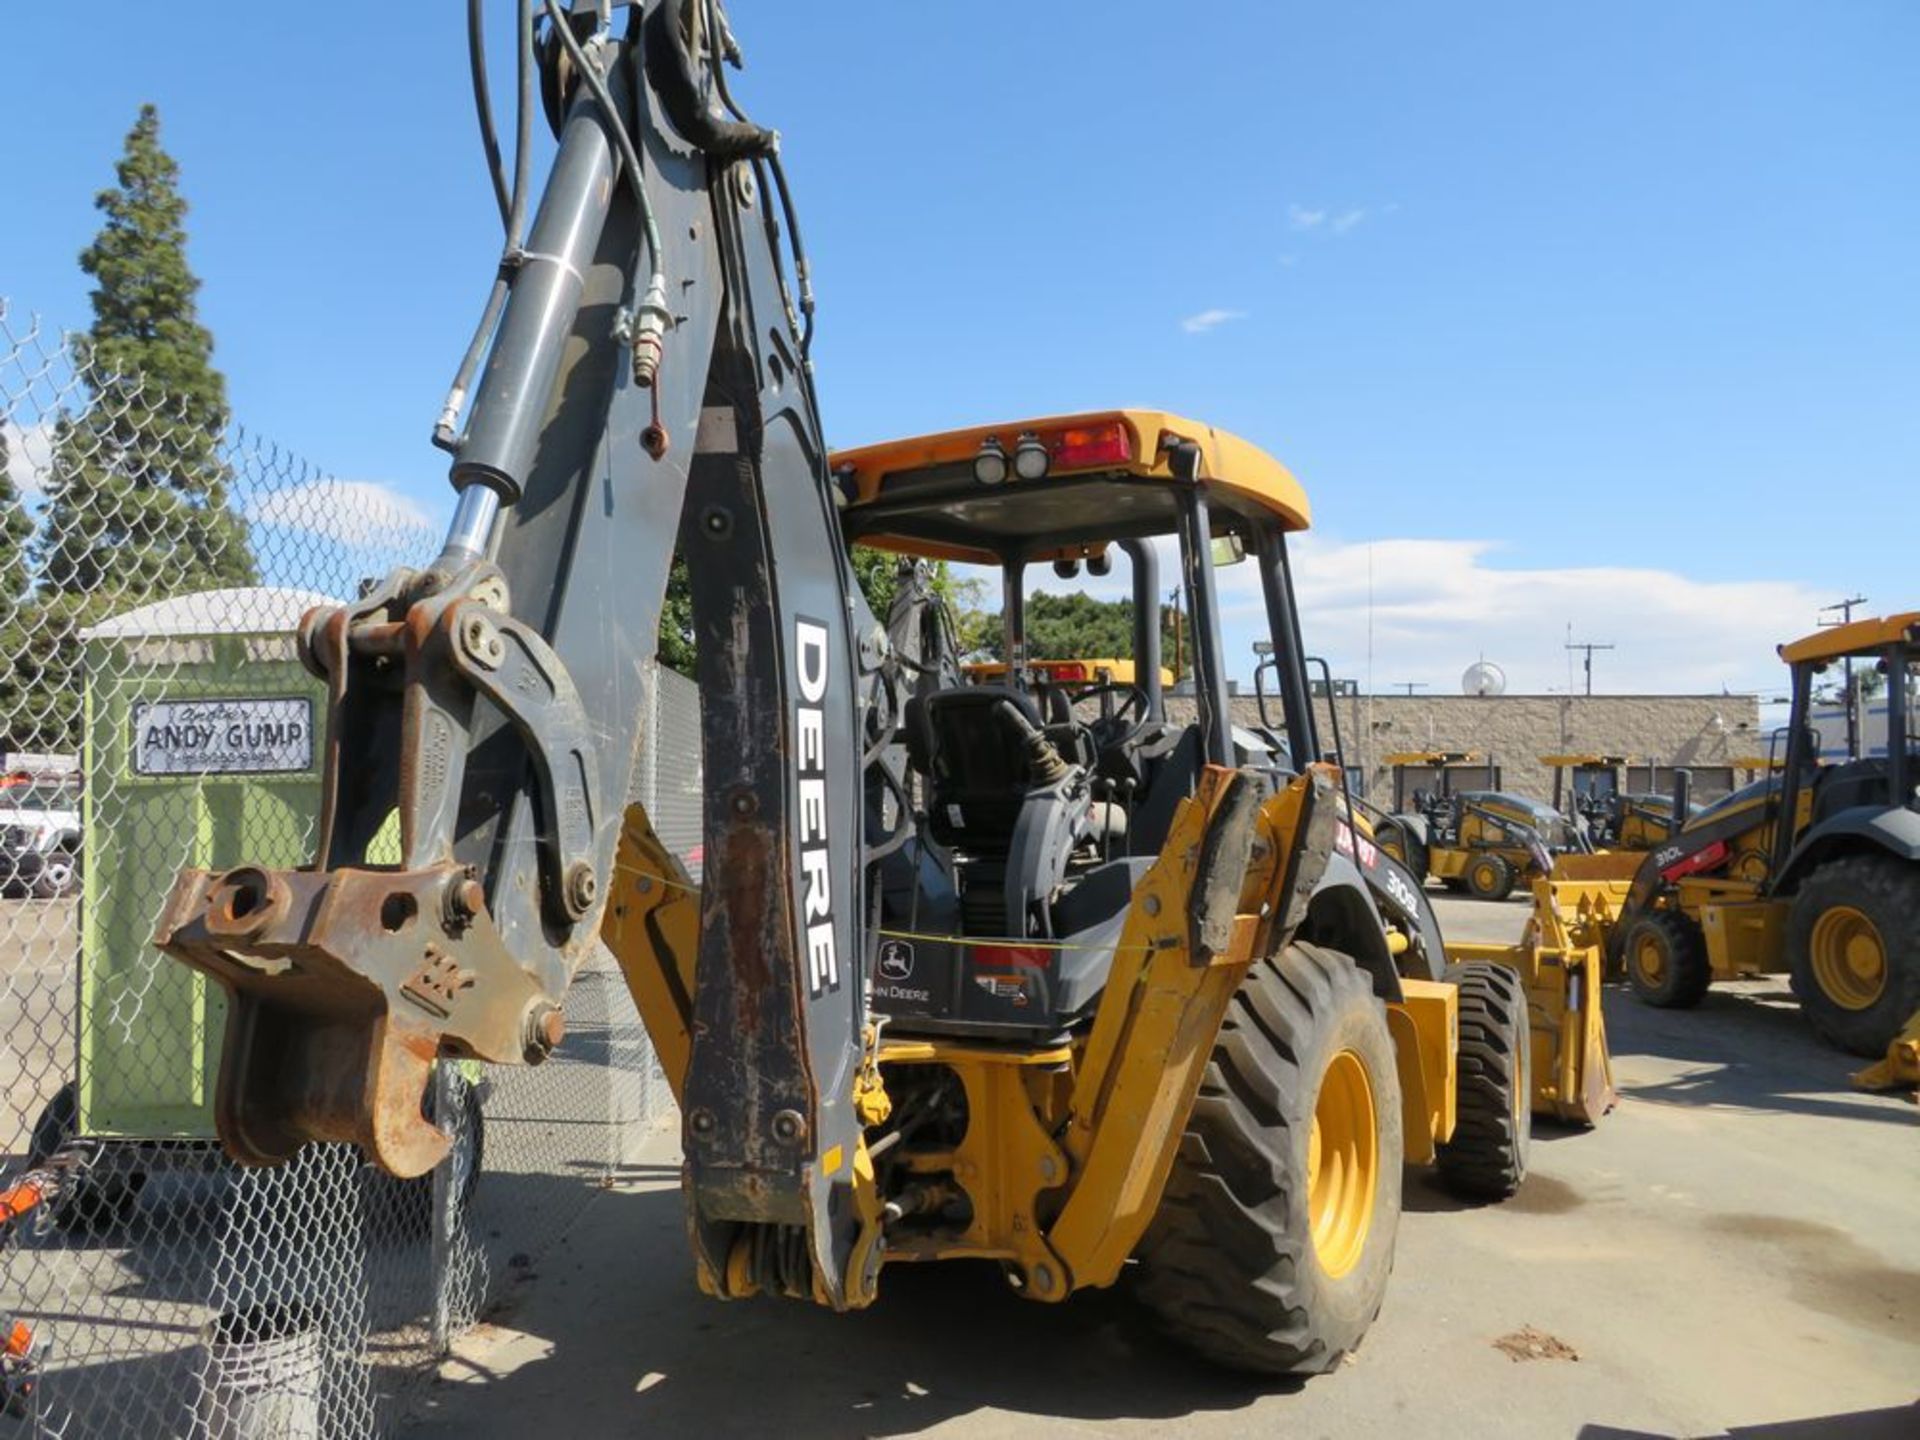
[4,2,1915,697]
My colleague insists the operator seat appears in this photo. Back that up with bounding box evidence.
[912,686,1062,852]
[1810,756,1898,822]
[908,685,1090,936]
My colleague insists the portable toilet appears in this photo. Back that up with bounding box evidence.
[76,586,337,1140]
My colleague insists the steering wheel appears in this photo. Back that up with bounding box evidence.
[1064,681,1155,756]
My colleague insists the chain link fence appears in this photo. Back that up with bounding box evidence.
[0,301,691,1437]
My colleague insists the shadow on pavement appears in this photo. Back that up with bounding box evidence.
[1598,981,1915,1128]
[1580,1401,1920,1439]
[412,1176,1292,1438]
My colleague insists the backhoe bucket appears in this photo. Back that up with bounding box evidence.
[1446,874,1628,1126]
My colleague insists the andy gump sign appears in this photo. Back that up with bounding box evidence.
[132,697,314,777]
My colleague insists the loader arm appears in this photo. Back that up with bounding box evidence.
[155,0,885,1306]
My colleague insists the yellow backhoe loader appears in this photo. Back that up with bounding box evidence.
[141,0,1602,1383]
[1372,751,1578,901]
[1541,754,1686,852]
[1593,613,1920,1058]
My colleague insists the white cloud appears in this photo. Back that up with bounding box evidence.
[942,532,1826,704]
[250,478,437,545]
[1181,308,1248,335]
[1,419,56,501]
[1291,203,1383,239]
[1213,535,1829,696]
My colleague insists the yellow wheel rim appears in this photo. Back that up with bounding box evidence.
[1381,834,1404,862]
[1307,1048,1378,1280]
[1632,933,1668,989]
[1472,860,1497,893]
[1511,1039,1528,1131]
[1809,905,1886,1012]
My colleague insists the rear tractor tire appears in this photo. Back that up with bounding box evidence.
[1789,853,1920,1059]
[1623,910,1711,1009]
[1436,963,1531,1200]
[1465,852,1515,903]
[1134,943,1403,1376]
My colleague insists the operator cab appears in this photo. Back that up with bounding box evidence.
[1777,614,1920,841]
[833,411,1324,1040]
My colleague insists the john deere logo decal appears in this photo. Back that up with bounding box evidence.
[878,939,914,982]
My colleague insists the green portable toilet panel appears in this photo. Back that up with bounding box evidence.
[78,586,340,1139]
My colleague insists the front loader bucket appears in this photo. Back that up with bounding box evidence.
[1447,874,1627,1126]
[1851,1010,1920,1093]
[1550,851,1646,879]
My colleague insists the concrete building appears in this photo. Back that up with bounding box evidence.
[1168,691,1763,806]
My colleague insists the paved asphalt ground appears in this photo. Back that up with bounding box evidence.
[412,893,1918,1440]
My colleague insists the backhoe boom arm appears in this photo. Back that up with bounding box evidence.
[155,0,882,1306]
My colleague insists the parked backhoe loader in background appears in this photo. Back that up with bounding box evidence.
[962,658,1175,690]
[1372,751,1577,900]
[146,0,1553,1380]
[1595,612,1920,1059]
[1542,754,1686,852]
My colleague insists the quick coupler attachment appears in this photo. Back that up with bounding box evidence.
[155,863,553,1178]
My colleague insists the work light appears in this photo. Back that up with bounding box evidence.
[1013,432,1051,481]
[973,436,1009,486]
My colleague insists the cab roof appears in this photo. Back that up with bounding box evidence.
[831,409,1310,566]
[1384,750,1485,767]
[1778,611,1920,665]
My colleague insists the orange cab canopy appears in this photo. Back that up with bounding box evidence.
[1778,612,1920,666]
[831,409,1310,567]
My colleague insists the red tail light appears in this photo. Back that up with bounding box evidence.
[1049,422,1132,470]
[974,944,1050,971]
[1039,662,1089,681]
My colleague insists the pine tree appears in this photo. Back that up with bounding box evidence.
[0,427,30,602]
[8,106,255,754]
[38,104,254,602]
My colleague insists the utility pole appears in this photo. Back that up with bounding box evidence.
[1166,586,1184,683]
[1564,638,1615,697]
[1820,595,1868,758]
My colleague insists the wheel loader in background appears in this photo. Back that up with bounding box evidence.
[135,0,1578,1380]
[1541,754,1686,852]
[1372,751,1577,900]
[1598,612,1920,1060]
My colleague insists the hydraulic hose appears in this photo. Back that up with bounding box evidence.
[467,0,512,229]
[542,0,669,383]
[702,0,815,355]
[438,0,539,454]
